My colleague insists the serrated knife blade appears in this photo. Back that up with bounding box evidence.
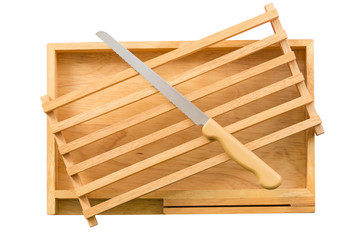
[97,31,282,189]
[97,31,209,126]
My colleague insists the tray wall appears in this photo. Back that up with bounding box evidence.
[46,40,315,215]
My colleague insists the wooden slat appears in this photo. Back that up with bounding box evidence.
[163,206,315,214]
[46,45,56,215]
[46,122,57,214]
[305,40,316,194]
[305,40,315,97]
[245,116,321,150]
[82,115,321,218]
[306,130,315,194]
[51,31,287,133]
[56,188,313,200]
[41,96,98,227]
[48,39,313,52]
[265,4,324,136]
[75,94,312,196]
[59,51,296,154]
[44,5,322,219]
[42,9,279,113]
[163,197,314,207]
[69,73,304,177]
[82,154,229,218]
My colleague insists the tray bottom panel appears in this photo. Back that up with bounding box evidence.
[55,198,314,215]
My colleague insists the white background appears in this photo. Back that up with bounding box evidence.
[1,0,359,238]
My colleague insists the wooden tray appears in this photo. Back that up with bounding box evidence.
[42,3,323,226]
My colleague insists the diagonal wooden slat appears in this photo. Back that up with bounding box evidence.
[75,93,312,196]
[42,3,323,224]
[68,73,304,176]
[265,3,324,136]
[41,96,98,227]
[83,115,321,218]
[59,51,296,154]
[50,31,287,133]
[42,9,279,113]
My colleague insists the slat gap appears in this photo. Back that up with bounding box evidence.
[59,51,296,154]
[74,93,312,197]
[51,31,287,133]
[40,96,98,227]
[82,115,321,218]
[164,204,291,208]
[265,3,323,135]
[68,73,304,177]
[42,9,279,113]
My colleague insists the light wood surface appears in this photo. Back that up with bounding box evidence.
[42,3,322,223]
[163,206,314,214]
[83,115,320,218]
[50,31,287,134]
[41,96,98,227]
[69,72,304,181]
[265,3,324,135]
[48,44,317,217]
[55,188,313,201]
[75,94,312,197]
[305,40,316,194]
[42,9,279,113]
[202,118,282,189]
[55,188,314,214]
[46,44,56,215]
[65,53,299,175]
[58,41,294,155]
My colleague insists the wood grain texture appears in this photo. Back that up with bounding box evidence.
[57,199,163,215]
[43,4,322,218]
[50,31,287,133]
[162,187,315,212]
[73,75,304,196]
[67,70,302,177]
[59,51,296,154]
[46,45,56,215]
[42,9,279,113]
[47,39,314,52]
[202,118,282,189]
[55,188,313,200]
[48,41,317,215]
[163,196,314,207]
[265,3,323,135]
[42,95,98,227]
[74,92,310,197]
[83,115,320,218]
[305,40,316,194]
[163,206,314,214]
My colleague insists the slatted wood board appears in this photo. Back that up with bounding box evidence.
[41,3,323,226]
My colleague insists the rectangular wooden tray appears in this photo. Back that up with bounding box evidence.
[46,38,317,216]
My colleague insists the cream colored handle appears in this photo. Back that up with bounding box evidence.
[202,118,282,189]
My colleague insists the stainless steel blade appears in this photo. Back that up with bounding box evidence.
[97,31,209,126]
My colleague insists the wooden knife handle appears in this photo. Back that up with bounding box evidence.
[202,118,282,189]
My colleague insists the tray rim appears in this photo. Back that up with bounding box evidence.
[46,39,315,214]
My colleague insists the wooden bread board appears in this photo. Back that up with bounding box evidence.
[46,39,317,215]
[42,3,323,226]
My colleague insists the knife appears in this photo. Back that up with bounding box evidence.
[97,31,282,189]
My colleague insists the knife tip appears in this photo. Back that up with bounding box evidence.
[96,31,107,37]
